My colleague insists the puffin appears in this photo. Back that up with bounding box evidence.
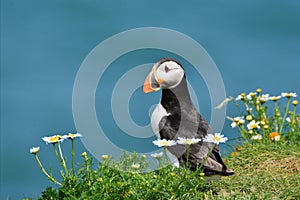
[143,58,234,176]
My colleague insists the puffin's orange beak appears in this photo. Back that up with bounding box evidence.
[143,70,161,93]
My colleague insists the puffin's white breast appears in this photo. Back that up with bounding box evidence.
[150,104,179,168]
[150,104,170,138]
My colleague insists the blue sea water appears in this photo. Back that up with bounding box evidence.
[1,0,300,199]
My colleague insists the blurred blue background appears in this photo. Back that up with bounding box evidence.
[1,0,300,199]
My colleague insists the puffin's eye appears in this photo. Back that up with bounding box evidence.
[164,65,170,73]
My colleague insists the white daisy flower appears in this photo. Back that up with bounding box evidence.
[231,122,238,128]
[203,133,228,145]
[246,92,257,100]
[30,146,40,154]
[235,93,246,101]
[269,96,281,101]
[66,133,82,140]
[176,137,201,145]
[251,135,262,140]
[141,154,147,159]
[259,94,270,103]
[152,139,177,147]
[286,117,291,123]
[231,116,245,128]
[281,92,297,98]
[238,119,245,124]
[131,163,140,169]
[274,135,281,141]
[42,135,66,144]
[247,120,261,130]
[235,95,243,101]
[151,152,163,159]
[233,116,243,121]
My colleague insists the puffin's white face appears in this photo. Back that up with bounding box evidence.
[143,59,185,93]
[155,61,184,89]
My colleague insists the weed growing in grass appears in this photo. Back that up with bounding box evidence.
[226,89,299,144]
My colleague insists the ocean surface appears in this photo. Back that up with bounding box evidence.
[1,0,300,199]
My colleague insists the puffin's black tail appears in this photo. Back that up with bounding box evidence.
[203,149,235,176]
[182,148,235,176]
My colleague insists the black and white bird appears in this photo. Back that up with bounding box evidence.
[143,58,234,176]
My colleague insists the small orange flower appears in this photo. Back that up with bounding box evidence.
[269,132,280,141]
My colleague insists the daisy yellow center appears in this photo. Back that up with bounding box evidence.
[69,134,76,139]
[246,115,252,121]
[250,124,258,129]
[213,136,221,142]
[286,94,292,97]
[160,141,169,146]
[185,139,193,144]
[49,135,61,142]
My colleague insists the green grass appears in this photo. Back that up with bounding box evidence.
[206,141,300,200]
[34,140,300,200]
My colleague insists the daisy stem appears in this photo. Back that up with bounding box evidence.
[171,145,205,199]
[71,139,75,175]
[34,154,62,186]
[238,126,248,143]
[279,98,291,134]
[274,102,280,132]
[199,143,216,173]
[185,145,191,170]
[53,144,62,163]
[163,147,169,165]
[171,165,190,199]
[57,142,69,176]
[290,105,297,137]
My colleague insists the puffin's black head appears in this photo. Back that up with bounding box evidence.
[143,58,185,93]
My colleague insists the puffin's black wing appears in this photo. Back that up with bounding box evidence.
[159,112,234,176]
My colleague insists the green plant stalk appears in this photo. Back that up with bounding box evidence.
[238,125,248,143]
[53,143,61,163]
[57,142,69,176]
[198,143,216,174]
[84,156,92,181]
[71,139,75,175]
[273,102,280,132]
[170,143,215,199]
[279,98,291,134]
[290,105,297,137]
[185,145,191,170]
[233,99,242,113]
[170,171,188,200]
[34,154,62,186]
[260,104,268,121]
[163,147,170,166]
